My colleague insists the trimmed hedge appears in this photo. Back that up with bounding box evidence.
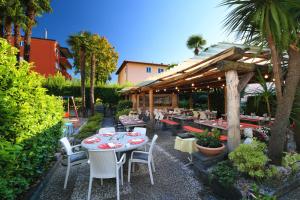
[75,113,103,140]
[0,39,63,199]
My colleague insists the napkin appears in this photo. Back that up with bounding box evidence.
[84,137,101,144]
[126,132,141,136]
[128,138,145,145]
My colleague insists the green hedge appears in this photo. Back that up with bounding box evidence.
[0,39,63,199]
[116,100,132,111]
[245,95,276,116]
[75,113,103,140]
[43,75,123,108]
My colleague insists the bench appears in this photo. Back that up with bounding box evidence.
[160,119,180,134]
[183,125,204,134]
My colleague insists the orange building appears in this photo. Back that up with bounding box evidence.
[12,37,72,79]
[116,60,169,85]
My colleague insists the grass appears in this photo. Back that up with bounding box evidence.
[75,113,103,140]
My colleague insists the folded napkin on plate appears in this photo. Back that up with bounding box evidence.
[99,132,115,136]
[126,132,141,136]
[128,138,145,145]
[98,143,123,149]
[84,137,101,144]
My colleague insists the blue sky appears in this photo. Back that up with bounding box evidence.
[32,0,236,82]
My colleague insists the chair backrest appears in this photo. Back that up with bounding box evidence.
[88,150,117,179]
[154,112,160,120]
[158,112,164,120]
[199,111,207,120]
[99,127,115,134]
[133,127,147,135]
[148,135,158,159]
[60,137,73,156]
[193,111,199,118]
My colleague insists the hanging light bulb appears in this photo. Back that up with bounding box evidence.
[222,84,225,87]
[272,78,275,82]
[175,86,178,90]
[218,77,221,80]
[164,88,166,92]
[264,74,269,79]
[207,85,210,88]
[191,83,195,87]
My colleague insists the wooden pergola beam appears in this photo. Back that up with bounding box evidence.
[217,60,256,72]
[238,72,255,92]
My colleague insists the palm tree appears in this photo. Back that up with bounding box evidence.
[221,0,300,164]
[23,0,52,61]
[67,32,89,117]
[186,35,206,56]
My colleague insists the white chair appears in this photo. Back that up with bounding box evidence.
[199,111,208,120]
[99,127,116,134]
[59,137,88,189]
[133,127,147,135]
[128,135,158,185]
[87,150,126,200]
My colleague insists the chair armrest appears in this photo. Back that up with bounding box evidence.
[71,144,82,149]
[117,153,126,165]
[71,151,87,156]
[130,150,149,159]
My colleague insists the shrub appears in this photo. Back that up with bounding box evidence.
[75,113,103,140]
[192,129,222,148]
[229,140,276,179]
[210,160,238,188]
[282,152,300,173]
[116,108,131,119]
[179,99,189,109]
[0,39,63,199]
[117,100,132,111]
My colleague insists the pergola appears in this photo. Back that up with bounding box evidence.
[121,43,271,151]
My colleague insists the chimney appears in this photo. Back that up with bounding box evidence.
[44,28,48,39]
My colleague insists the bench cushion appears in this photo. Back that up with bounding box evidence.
[240,123,260,129]
[160,119,179,125]
[183,126,204,133]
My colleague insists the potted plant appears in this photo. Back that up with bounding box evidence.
[192,128,225,156]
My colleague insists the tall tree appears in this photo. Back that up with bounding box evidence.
[221,0,300,164]
[186,35,206,56]
[23,0,52,61]
[67,32,89,117]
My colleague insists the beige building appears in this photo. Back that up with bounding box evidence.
[116,60,169,85]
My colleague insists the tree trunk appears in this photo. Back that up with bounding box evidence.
[90,54,96,116]
[24,8,35,62]
[269,46,300,164]
[0,18,4,37]
[4,18,12,43]
[14,23,21,61]
[265,97,271,117]
[225,70,240,152]
[294,84,300,152]
[194,47,199,56]
[80,48,87,117]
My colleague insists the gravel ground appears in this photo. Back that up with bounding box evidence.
[38,117,299,200]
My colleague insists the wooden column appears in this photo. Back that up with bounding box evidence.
[189,94,193,109]
[171,93,178,108]
[132,93,137,110]
[224,86,227,115]
[142,92,146,111]
[225,70,240,152]
[149,89,154,119]
[136,94,140,109]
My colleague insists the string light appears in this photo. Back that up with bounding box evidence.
[175,86,178,89]
[164,89,166,92]
[218,77,221,80]
[191,83,195,87]
[272,78,275,82]
[264,74,269,79]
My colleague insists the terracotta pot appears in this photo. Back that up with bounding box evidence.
[194,141,225,156]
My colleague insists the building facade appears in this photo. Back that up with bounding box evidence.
[12,37,72,79]
[116,60,168,85]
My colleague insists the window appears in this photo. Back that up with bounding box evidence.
[146,67,152,73]
[20,41,24,46]
[158,68,164,73]
[55,62,60,70]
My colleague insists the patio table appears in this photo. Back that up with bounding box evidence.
[194,119,260,131]
[81,131,149,153]
[119,116,146,130]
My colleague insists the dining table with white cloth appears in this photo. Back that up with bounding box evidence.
[81,131,149,153]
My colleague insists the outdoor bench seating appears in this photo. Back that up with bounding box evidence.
[160,119,180,134]
[183,125,204,134]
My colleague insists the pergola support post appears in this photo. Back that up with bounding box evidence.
[225,70,240,152]
[136,94,140,110]
[132,93,137,110]
[149,89,154,120]
[142,92,146,111]
[172,93,178,108]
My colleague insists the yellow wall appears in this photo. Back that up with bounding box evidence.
[118,62,167,85]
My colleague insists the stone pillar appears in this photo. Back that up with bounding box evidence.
[225,70,240,152]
